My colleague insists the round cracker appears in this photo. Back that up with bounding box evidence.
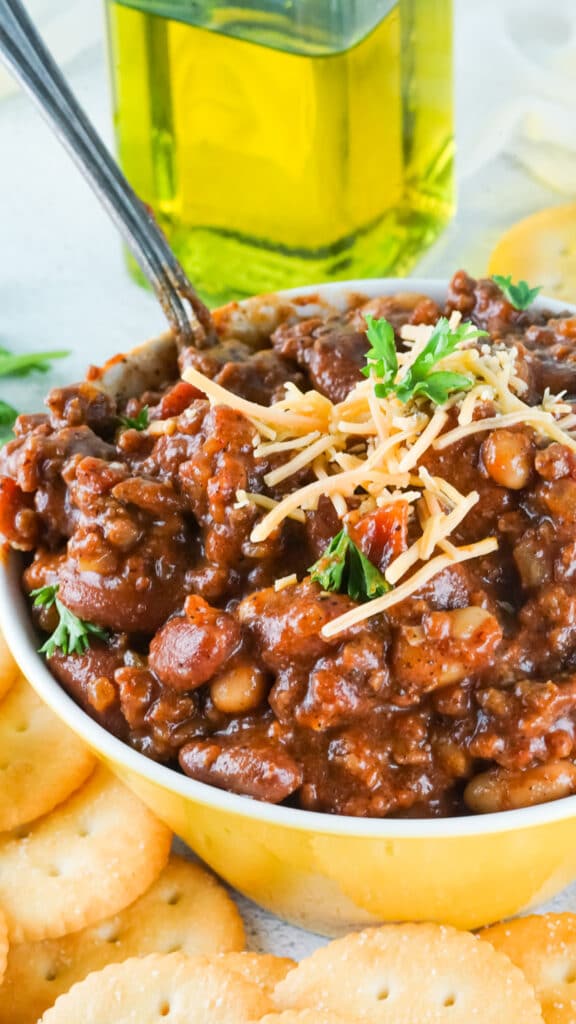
[274,923,544,1022]
[0,674,95,832]
[0,631,19,701]
[481,914,576,1024]
[261,1015,351,1023]
[215,952,295,995]
[40,953,274,1023]
[0,856,244,1024]
[0,765,171,942]
[0,907,7,986]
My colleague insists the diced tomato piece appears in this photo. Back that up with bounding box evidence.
[351,503,409,571]
[157,381,204,419]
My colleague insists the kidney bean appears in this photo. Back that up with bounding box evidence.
[179,738,303,802]
[149,596,241,692]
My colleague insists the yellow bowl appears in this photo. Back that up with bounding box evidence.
[2,277,576,937]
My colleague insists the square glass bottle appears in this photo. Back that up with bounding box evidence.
[105,0,454,304]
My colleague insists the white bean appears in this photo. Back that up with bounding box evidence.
[481,429,533,489]
[210,661,268,714]
[464,760,576,814]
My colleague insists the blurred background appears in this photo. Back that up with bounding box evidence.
[0,0,574,368]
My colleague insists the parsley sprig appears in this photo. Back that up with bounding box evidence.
[31,584,109,657]
[362,314,488,405]
[0,345,69,447]
[0,347,68,377]
[0,401,18,446]
[309,530,390,603]
[492,275,541,311]
[119,405,149,431]
[362,316,399,395]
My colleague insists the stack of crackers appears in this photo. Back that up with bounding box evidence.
[0,632,575,1022]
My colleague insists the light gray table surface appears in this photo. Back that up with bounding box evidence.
[1,0,576,957]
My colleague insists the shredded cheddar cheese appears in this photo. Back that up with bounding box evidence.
[322,537,499,638]
[179,308,576,633]
[182,363,330,433]
[274,574,298,592]
[233,490,306,524]
[264,434,335,487]
[435,409,576,452]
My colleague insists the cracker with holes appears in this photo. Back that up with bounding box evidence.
[0,907,7,986]
[481,913,576,1024]
[0,674,95,833]
[0,631,18,701]
[0,856,245,1024]
[40,953,274,1023]
[274,923,544,1022]
[261,1014,352,1023]
[0,765,171,942]
[214,952,295,996]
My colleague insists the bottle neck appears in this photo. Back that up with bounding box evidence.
[106,0,398,55]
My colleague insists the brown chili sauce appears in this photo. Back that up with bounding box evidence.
[2,271,576,817]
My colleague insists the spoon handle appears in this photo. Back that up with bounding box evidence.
[0,0,212,345]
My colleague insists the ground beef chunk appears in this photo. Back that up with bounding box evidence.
[214,350,307,405]
[446,270,576,397]
[272,316,370,403]
[0,477,37,550]
[445,270,527,336]
[519,318,576,397]
[0,424,116,545]
[56,532,189,635]
[176,405,286,599]
[270,293,439,404]
[179,339,256,379]
[46,383,117,433]
[115,664,199,761]
[469,677,576,768]
[391,607,503,697]
[293,633,389,731]
[49,638,128,739]
[238,581,356,672]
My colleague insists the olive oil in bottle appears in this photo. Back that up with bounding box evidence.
[105,0,454,305]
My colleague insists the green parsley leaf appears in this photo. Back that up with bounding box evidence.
[119,405,149,431]
[0,349,68,446]
[398,317,487,390]
[0,348,69,378]
[0,400,18,446]
[492,274,542,311]
[361,314,398,394]
[308,530,349,592]
[346,541,390,602]
[364,315,488,406]
[402,370,477,406]
[30,584,59,609]
[309,530,390,603]
[30,584,109,658]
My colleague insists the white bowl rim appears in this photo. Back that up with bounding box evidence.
[2,274,576,840]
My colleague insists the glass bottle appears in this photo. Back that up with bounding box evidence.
[105,0,454,305]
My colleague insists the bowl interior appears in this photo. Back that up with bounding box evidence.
[2,276,576,840]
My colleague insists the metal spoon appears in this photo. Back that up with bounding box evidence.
[0,0,212,346]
